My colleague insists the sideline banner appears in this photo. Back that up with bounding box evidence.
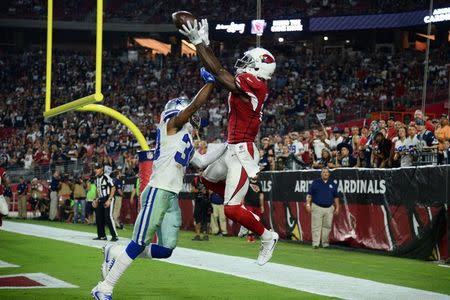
[180,166,449,260]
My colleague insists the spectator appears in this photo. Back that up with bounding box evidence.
[416,118,438,148]
[49,170,60,221]
[3,184,12,216]
[443,140,450,164]
[312,129,330,160]
[371,132,392,168]
[17,176,28,219]
[414,109,435,133]
[336,143,356,168]
[386,117,397,141]
[112,169,124,230]
[329,127,344,150]
[435,114,450,164]
[312,149,332,169]
[394,127,411,167]
[306,168,340,249]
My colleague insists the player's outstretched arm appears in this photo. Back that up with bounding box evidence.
[179,20,249,100]
[168,68,215,133]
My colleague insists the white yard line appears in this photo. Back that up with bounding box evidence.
[0,260,19,268]
[1,221,449,300]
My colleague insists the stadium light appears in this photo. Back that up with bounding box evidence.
[345,39,350,44]
[323,36,328,41]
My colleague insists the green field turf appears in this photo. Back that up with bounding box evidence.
[1,219,449,299]
[0,230,325,300]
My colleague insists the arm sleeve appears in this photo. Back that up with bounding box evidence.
[333,184,339,198]
[234,73,264,107]
[190,143,227,169]
[307,181,314,196]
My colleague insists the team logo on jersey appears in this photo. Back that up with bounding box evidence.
[329,184,333,189]
[260,54,274,64]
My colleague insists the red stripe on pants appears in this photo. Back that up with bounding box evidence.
[230,167,248,202]
[247,142,254,158]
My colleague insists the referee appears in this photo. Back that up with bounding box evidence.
[93,163,118,241]
[306,168,340,249]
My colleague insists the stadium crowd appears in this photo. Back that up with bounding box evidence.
[1,45,449,179]
[2,0,449,22]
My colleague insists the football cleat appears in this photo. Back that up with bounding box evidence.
[257,231,279,266]
[91,283,112,300]
[101,244,116,280]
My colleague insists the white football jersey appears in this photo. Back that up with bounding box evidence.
[148,115,194,194]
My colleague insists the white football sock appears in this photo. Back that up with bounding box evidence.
[100,251,133,293]
[109,245,124,260]
[261,229,273,241]
[139,245,152,259]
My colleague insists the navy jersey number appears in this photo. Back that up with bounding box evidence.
[175,134,194,167]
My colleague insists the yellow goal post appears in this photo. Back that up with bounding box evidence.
[44,0,149,150]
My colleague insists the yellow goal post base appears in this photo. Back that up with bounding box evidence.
[43,0,149,151]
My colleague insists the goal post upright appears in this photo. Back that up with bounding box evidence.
[43,0,149,151]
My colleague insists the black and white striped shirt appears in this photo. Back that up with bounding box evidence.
[96,173,114,199]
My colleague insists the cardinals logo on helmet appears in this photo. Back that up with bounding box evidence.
[260,54,275,64]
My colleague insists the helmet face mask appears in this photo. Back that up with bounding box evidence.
[234,53,256,74]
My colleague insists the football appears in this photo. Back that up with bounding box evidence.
[172,11,196,30]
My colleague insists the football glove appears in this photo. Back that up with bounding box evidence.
[200,67,215,83]
[179,20,203,45]
[198,19,210,46]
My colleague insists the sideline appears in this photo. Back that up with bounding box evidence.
[1,221,449,300]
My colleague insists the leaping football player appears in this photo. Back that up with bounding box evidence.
[92,68,227,299]
[180,19,279,266]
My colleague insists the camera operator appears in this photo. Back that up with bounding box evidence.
[192,176,211,241]
[17,176,28,219]
[30,178,43,218]
[73,176,87,223]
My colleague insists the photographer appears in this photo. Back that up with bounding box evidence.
[17,176,28,219]
[30,178,43,218]
[192,176,211,241]
[58,175,73,222]
[73,176,87,223]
